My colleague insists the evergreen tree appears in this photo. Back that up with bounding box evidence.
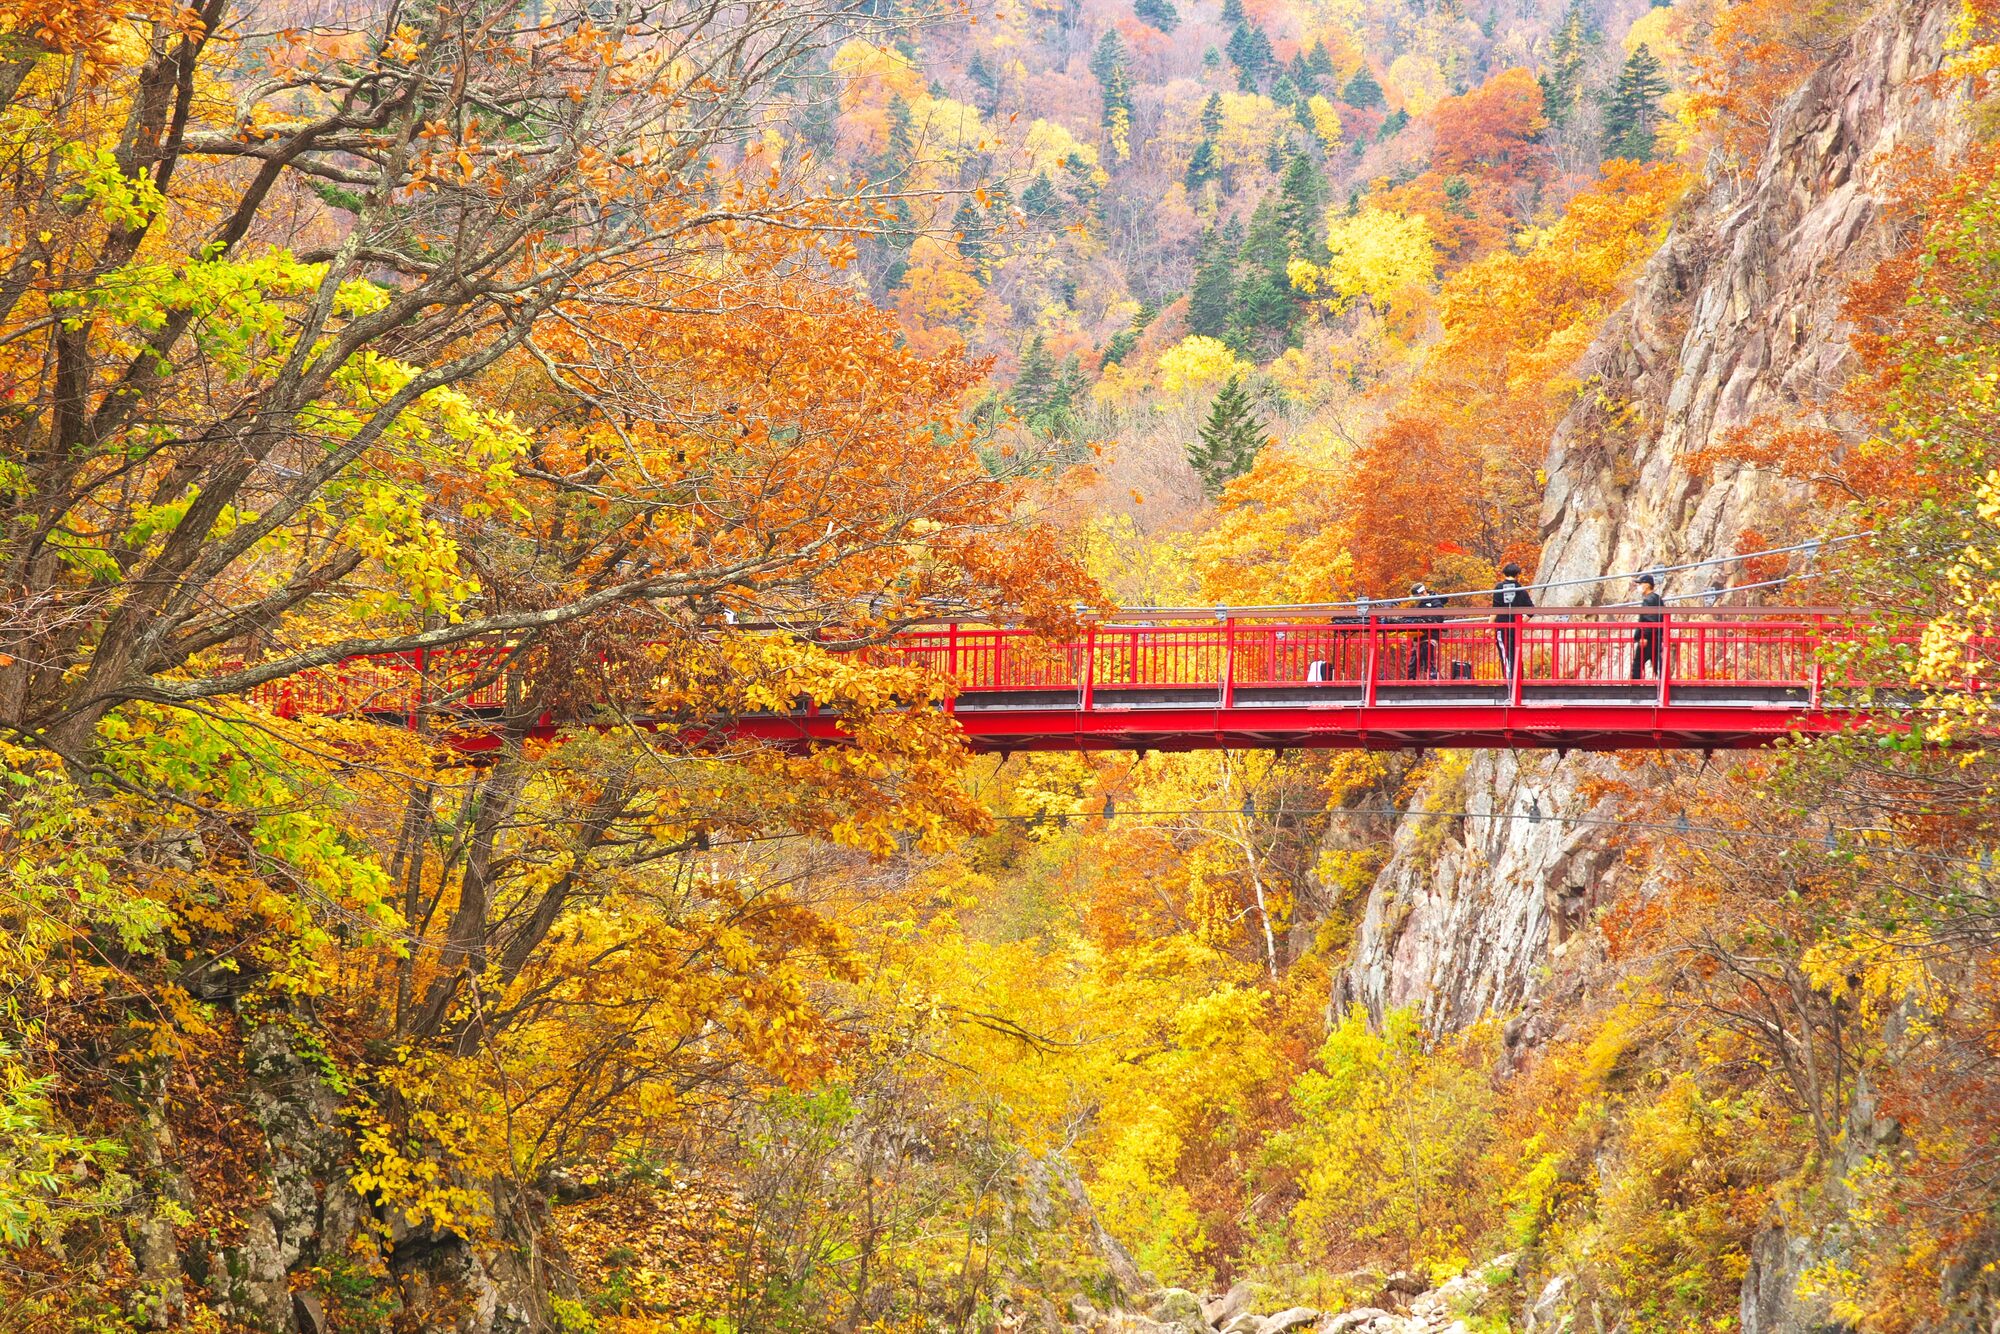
[1022,171,1060,217]
[1275,151,1324,250]
[1307,42,1336,78]
[1270,70,1300,106]
[1604,44,1671,160]
[1226,22,1273,85]
[952,195,988,269]
[1231,195,1303,354]
[1376,106,1409,140]
[1046,354,1087,426]
[1286,51,1315,96]
[1010,334,1057,417]
[1134,0,1178,32]
[1540,0,1599,125]
[1187,228,1238,338]
[1188,375,1265,497]
[886,95,914,161]
[1101,327,1141,367]
[1100,304,1152,368]
[1342,63,1384,108]
[1089,28,1126,84]
[1200,91,1224,139]
[1220,0,1245,22]
[1184,138,1218,191]
[967,52,999,106]
[1203,45,1222,73]
[1442,174,1473,217]
[1093,30,1135,129]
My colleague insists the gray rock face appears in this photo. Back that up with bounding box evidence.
[1339,0,1972,1038]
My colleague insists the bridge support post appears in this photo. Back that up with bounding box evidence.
[1659,612,1673,709]
[946,623,959,715]
[1080,625,1096,713]
[1364,615,1379,708]
[1222,617,1237,710]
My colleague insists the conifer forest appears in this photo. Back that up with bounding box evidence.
[2,0,2000,1328]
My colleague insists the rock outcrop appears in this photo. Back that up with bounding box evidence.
[1339,0,1973,1036]
[1075,1259,1516,1334]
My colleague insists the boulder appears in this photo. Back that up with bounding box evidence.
[1147,1287,1212,1333]
[1258,1308,1320,1334]
[1525,1276,1569,1333]
[1220,1315,1263,1334]
[1204,1283,1255,1328]
[1319,1308,1396,1333]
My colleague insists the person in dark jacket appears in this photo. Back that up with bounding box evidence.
[1492,562,1532,681]
[1631,573,1667,679]
[1405,582,1447,678]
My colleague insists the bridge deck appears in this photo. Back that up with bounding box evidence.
[254,610,1965,753]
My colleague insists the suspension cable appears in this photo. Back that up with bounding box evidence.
[1110,532,1874,617]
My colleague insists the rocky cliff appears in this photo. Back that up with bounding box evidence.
[1340,0,1974,1036]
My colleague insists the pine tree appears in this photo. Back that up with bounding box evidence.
[1010,334,1056,417]
[1200,92,1224,139]
[1220,0,1245,22]
[1287,51,1315,96]
[1270,70,1300,106]
[1604,44,1671,161]
[1226,23,1258,75]
[1184,138,1218,190]
[967,52,999,106]
[1376,107,1409,140]
[1089,28,1125,84]
[1134,0,1178,32]
[1047,354,1087,423]
[1187,229,1238,338]
[1540,0,1598,126]
[1231,195,1304,355]
[1308,42,1336,78]
[1022,171,1059,217]
[1093,30,1135,130]
[1188,375,1265,497]
[1275,151,1324,250]
[1342,63,1384,108]
[886,95,914,161]
[952,195,988,269]
[1101,327,1140,367]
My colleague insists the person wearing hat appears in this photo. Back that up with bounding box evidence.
[1631,573,1667,679]
[1405,581,1447,679]
[1492,562,1532,682]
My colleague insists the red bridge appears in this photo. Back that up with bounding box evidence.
[259,607,1959,753]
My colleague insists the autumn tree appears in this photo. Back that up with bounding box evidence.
[0,0,1100,1313]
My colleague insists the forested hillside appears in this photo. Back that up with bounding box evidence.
[1,0,1998,1330]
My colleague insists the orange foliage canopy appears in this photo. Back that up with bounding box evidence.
[1338,159,1691,593]
[1373,69,1552,261]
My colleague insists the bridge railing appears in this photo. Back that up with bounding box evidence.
[242,608,1985,727]
[871,610,1875,703]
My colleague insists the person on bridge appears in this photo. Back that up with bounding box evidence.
[1493,563,1532,682]
[1406,582,1447,678]
[1632,573,1667,679]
